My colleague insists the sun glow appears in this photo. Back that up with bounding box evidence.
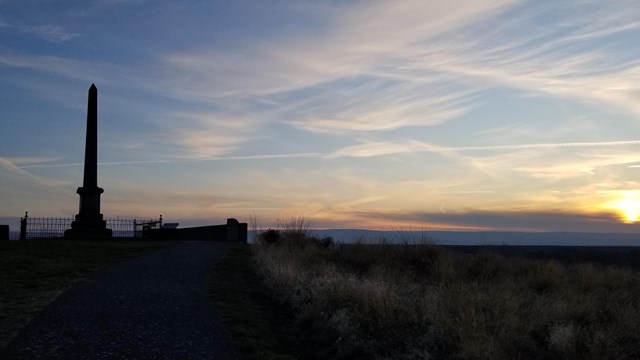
[610,192,640,223]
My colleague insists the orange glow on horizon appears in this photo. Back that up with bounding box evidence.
[607,191,640,223]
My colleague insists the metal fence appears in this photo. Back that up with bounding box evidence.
[19,212,162,239]
[133,218,163,238]
[22,217,73,239]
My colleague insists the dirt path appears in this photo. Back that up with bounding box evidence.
[2,241,237,359]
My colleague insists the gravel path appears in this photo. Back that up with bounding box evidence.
[2,241,237,359]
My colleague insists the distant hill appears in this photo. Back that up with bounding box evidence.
[307,229,640,246]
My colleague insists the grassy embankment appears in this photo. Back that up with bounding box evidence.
[0,239,176,348]
[210,243,341,360]
[213,222,640,359]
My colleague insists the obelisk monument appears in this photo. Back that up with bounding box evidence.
[65,84,112,238]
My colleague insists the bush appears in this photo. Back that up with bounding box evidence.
[258,228,280,244]
[309,236,335,248]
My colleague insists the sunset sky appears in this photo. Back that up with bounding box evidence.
[2,0,640,232]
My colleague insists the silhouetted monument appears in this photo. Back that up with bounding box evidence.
[65,84,112,239]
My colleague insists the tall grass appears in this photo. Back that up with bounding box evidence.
[253,229,640,359]
[250,214,314,245]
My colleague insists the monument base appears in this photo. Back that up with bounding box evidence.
[65,215,112,239]
[64,208,113,239]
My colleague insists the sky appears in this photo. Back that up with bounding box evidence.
[2,0,640,233]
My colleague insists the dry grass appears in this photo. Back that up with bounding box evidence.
[253,231,640,359]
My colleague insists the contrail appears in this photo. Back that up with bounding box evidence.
[449,140,640,152]
[329,139,640,158]
[19,152,324,169]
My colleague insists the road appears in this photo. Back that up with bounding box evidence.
[2,241,237,359]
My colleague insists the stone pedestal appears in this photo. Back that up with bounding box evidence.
[65,186,112,238]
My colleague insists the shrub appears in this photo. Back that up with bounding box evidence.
[258,228,280,244]
[309,236,335,248]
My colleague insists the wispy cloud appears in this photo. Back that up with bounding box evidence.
[287,82,473,133]
[21,25,78,43]
[162,0,517,133]
[406,1,640,115]
[0,19,78,43]
[154,112,262,159]
[19,153,323,169]
[328,138,640,191]
[346,208,637,232]
[0,156,69,187]
[158,0,640,140]
[0,54,138,90]
[4,156,62,165]
[329,139,640,158]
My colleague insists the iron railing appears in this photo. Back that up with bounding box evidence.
[18,212,161,239]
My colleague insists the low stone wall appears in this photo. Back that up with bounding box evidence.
[0,225,8,241]
[147,218,247,242]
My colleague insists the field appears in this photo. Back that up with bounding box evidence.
[5,235,640,359]
[245,227,640,359]
[442,245,640,270]
[0,239,175,348]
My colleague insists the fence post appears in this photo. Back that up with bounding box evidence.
[20,211,28,240]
